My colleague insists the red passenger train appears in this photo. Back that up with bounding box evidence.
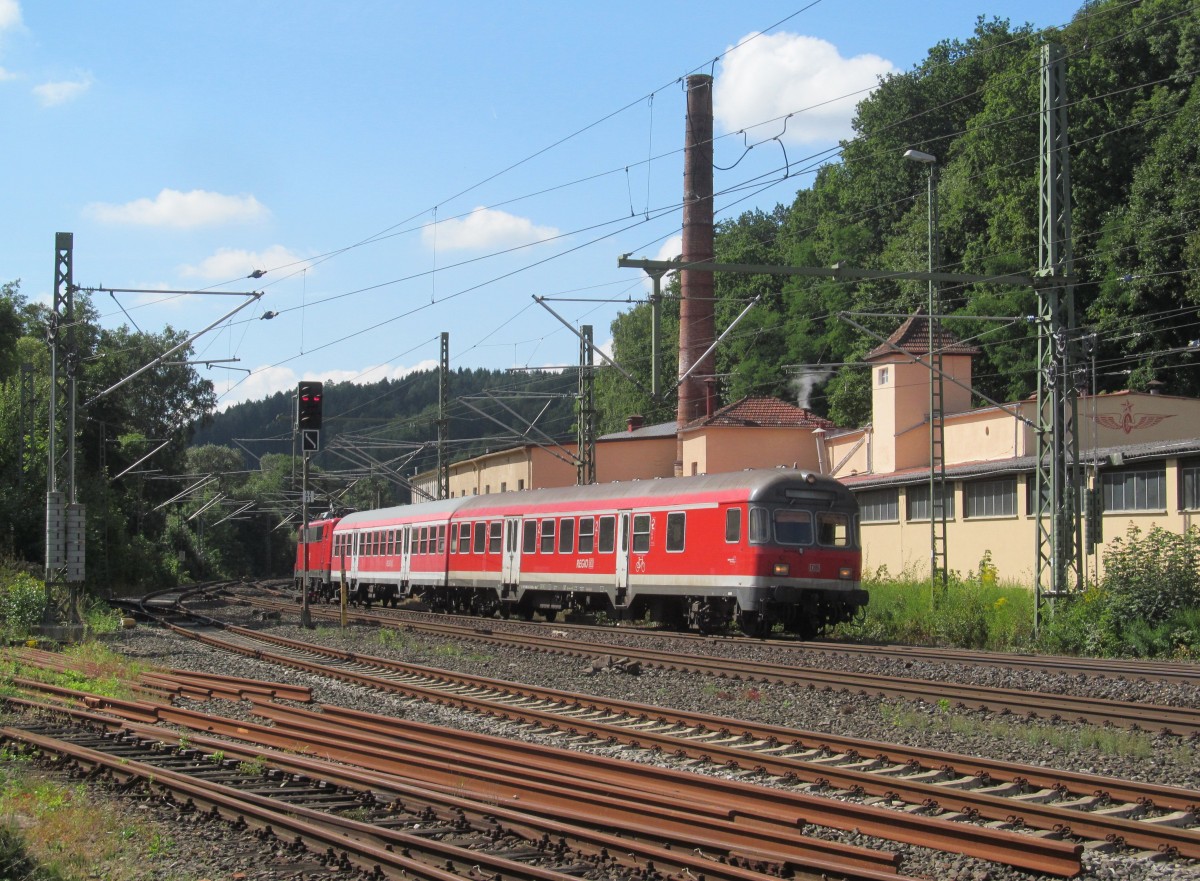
[294,469,866,637]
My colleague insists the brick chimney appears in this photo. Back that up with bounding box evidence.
[676,73,715,474]
[626,414,645,433]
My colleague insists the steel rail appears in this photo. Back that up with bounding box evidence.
[276,601,1200,735]
[1,695,903,881]
[137,616,1085,877]
[252,583,1200,684]
[0,724,569,881]
[154,614,1199,864]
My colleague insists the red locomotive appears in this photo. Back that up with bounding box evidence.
[294,468,865,637]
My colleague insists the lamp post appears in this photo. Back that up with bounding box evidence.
[904,148,946,597]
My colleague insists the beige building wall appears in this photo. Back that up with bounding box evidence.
[596,437,677,482]
[681,426,824,476]
[857,455,1199,585]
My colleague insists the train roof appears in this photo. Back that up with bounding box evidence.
[334,469,851,529]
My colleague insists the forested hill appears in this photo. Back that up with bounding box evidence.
[596,1,1200,432]
[191,367,578,472]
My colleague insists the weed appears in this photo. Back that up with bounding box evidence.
[238,755,268,777]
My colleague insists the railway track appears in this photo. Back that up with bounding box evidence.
[233,592,1200,736]
[254,582,1200,686]
[3,652,1078,878]
[108,605,1200,868]
[2,698,878,881]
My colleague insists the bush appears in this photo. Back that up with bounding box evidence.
[1102,525,1200,627]
[0,571,47,639]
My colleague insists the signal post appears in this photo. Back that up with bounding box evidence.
[297,381,323,628]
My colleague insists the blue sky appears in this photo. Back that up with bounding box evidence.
[1,0,1084,409]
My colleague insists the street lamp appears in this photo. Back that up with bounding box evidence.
[904,148,946,597]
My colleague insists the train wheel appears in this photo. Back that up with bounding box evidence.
[737,610,768,638]
[541,610,558,623]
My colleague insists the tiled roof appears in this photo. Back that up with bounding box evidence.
[686,395,836,430]
[866,312,981,361]
[597,420,679,441]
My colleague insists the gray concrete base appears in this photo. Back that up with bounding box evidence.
[32,624,90,645]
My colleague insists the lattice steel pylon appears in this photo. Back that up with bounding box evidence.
[577,325,597,486]
[1034,43,1084,626]
[44,232,85,627]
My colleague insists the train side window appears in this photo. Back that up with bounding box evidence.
[725,508,741,543]
[578,517,595,553]
[458,523,471,554]
[437,525,446,553]
[632,514,651,553]
[522,520,537,554]
[404,527,412,554]
[488,521,502,554]
[473,521,487,554]
[419,526,428,554]
[749,507,770,544]
[387,530,395,555]
[666,512,685,552]
[449,523,457,554]
[598,516,615,553]
[817,512,850,547]
[539,519,556,553]
[558,518,575,554]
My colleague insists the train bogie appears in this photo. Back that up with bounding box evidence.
[294,469,866,637]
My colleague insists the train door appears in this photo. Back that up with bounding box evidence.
[502,517,521,583]
[614,510,632,594]
[400,526,411,582]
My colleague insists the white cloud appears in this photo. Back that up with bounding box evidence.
[33,72,93,106]
[639,234,682,295]
[0,67,18,82]
[0,0,22,31]
[180,245,311,281]
[715,32,897,146]
[85,188,269,228]
[423,207,559,252]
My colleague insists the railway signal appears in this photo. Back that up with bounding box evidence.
[297,381,323,430]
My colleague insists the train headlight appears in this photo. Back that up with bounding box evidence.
[773,562,790,577]
[838,566,853,580]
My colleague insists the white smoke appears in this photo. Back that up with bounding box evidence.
[790,367,834,411]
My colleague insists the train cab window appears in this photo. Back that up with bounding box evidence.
[437,525,446,553]
[816,512,851,547]
[774,510,813,546]
[473,521,487,554]
[749,507,770,544]
[488,521,502,554]
[578,517,595,553]
[598,516,616,553]
[458,523,471,554]
[725,508,741,543]
[522,520,537,554]
[632,514,651,553]
[666,512,685,552]
[558,518,575,554]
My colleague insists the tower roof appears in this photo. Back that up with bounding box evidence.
[865,312,980,362]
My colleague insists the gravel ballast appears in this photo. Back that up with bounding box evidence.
[19,598,1200,881]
